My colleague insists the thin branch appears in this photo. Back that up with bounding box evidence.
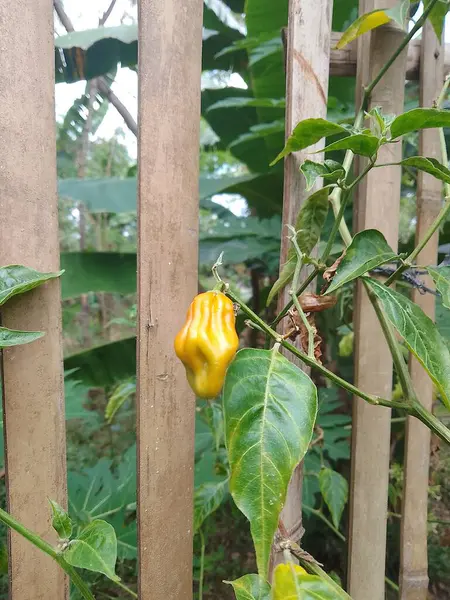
[53,0,138,137]
[99,0,118,25]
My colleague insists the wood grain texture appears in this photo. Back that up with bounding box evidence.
[269,0,332,577]
[348,2,407,598]
[399,21,444,600]
[0,1,68,598]
[136,1,203,599]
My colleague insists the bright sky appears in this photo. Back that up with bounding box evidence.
[55,4,450,163]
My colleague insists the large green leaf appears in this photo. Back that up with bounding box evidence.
[399,156,450,184]
[322,133,380,157]
[423,0,449,40]
[335,6,407,50]
[223,348,317,578]
[194,479,228,532]
[319,468,348,529]
[60,252,136,298]
[63,520,119,581]
[0,265,63,306]
[365,277,450,410]
[326,229,398,294]
[226,574,271,600]
[0,328,44,348]
[390,108,450,140]
[64,337,136,387]
[272,564,340,599]
[55,14,245,84]
[427,266,450,309]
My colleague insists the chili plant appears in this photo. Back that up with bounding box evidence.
[176,2,450,597]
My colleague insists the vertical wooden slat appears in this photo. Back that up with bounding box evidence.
[400,22,444,600]
[0,2,68,599]
[270,0,332,574]
[348,2,408,598]
[136,1,203,599]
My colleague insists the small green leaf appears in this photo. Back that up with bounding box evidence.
[321,133,380,157]
[335,10,391,50]
[63,520,119,581]
[194,479,228,532]
[105,380,136,424]
[266,256,296,307]
[319,468,348,529]
[226,574,271,600]
[0,327,44,348]
[385,0,410,29]
[300,159,344,191]
[267,188,329,306]
[272,564,338,599]
[427,265,450,309]
[271,119,348,165]
[424,0,449,40]
[0,265,64,307]
[49,500,73,540]
[400,156,450,184]
[365,277,450,410]
[223,348,317,579]
[326,230,398,294]
[390,108,450,140]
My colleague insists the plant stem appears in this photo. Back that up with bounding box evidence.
[302,506,345,542]
[112,579,138,599]
[225,287,406,410]
[294,553,352,599]
[271,268,319,327]
[198,529,206,600]
[411,400,450,444]
[59,560,96,600]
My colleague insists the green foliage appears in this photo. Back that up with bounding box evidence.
[423,0,449,39]
[390,108,450,139]
[105,380,136,424]
[50,500,73,540]
[226,574,271,600]
[322,133,380,157]
[427,265,450,309]
[0,265,63,306]
[301,160,345,191]
[223,348,317,578]
[63,520,119,581]
[194,479,228,533]
[326,230,398,293]
[319,468,349,529]
[0,328,44,348]
[365,277,450,410]
[400,156,450,185]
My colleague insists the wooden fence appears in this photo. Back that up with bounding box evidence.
[0,1,443,599]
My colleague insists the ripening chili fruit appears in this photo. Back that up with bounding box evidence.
[174,291,239,399]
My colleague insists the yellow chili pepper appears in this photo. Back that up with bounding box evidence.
[174,290,239,399]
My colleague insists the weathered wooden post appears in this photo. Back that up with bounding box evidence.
[348,1,407,597]
[400,21,444,600]
[136,1,203,598]
[0,1,68,598]
[270,0,332,573]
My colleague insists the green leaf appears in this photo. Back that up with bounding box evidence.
[423,0,449,40]
[63,520,119,581]
[390,108,450,140]
[428,265,450,309]
[319,468,348,529]
[60,253,136,298]
[385,0,410,29]
[226,574,271,600]
[64,337,136,388]
[300,160,344,191]
[267,188,329,306]
[0,327,44,348]
[322,133,380,157]
[335,10,391,49]
[326,229,398,293]
[208,97,286,111]
[0,265,63,307]
[49,500,73,540]
[365,277,450,410]
[105,381,136,424]
[272,564,338,599]
[271,119,348,165]
[400,156,450,184]
[194,479,228,532]
[223,348,317,578]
